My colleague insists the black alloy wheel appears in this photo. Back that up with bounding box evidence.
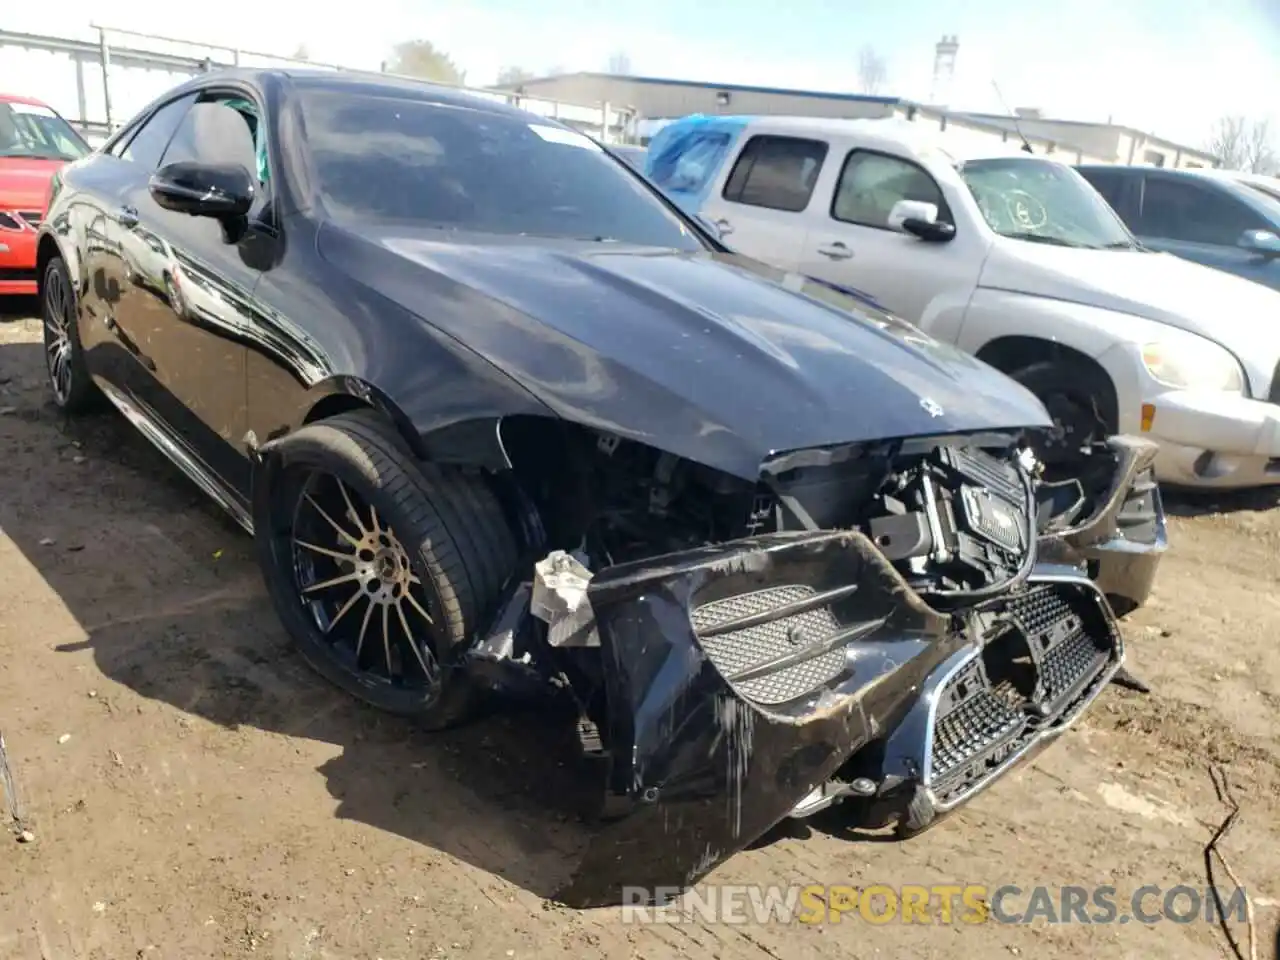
[289,468,445,695]
[41,257,97,413]
[256,410,519,728]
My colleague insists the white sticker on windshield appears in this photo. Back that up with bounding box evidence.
[528,124,600,150]
[13,103,58,119]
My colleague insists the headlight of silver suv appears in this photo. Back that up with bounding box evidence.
[1141,336,1246,394]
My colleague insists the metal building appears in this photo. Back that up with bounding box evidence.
[499,72,1220,169]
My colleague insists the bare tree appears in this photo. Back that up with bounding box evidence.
[1207,115,1277,173]
[386,40,466,85]
[497,65,535,86]
[856,45,888,96]
[606,50,632,75]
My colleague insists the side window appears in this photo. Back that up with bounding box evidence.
[1078,168,1127,211]
[722,135,828,213]
[160,95,267,184]
[831,150,949,229]
[111,95,197,169]
[1137,177,1266,246]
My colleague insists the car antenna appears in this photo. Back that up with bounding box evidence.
[991,80,1035,154]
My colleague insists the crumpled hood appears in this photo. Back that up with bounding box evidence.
[322,225,1051,479]
[980,240,1280,393]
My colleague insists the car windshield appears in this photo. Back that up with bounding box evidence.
[0,101,91,161]
[611,145,647,171]
[298,89,703,249]
[958,156,1138,250]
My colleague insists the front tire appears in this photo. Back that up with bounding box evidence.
[1007,359,1117,473]
[41,256,98,413]
[255,410,520,729]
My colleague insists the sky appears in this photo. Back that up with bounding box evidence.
[7,0,1280,148]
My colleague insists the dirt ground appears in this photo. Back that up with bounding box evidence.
[1,299,1278,960]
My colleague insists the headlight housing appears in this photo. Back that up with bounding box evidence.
[1141,337,1246,394]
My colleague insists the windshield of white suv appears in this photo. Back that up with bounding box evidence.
[958,156,1138,250]
[0,101,91,161]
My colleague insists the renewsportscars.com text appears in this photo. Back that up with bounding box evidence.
[620,883,1249,926]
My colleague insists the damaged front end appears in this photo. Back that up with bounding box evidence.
[1037,435,1168,615]
[474,424,1166,908]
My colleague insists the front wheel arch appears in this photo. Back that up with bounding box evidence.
[976,336,1120,433]
[35,234,70,303]
[298,379,513,474]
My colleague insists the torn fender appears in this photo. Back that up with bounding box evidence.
[554,530,962,908]
[1038,435,1168,612]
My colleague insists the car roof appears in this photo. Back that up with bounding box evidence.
[1077,163,1275,194]
[1078,164,1280,219]
[176,67,538,121]
[683,113,1054,167]
[0,93,53,108]
[1188,168,1280,190]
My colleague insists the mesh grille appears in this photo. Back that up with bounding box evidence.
[929,584,1111,796]
[691,585,846,706]
[931,688,1024,776]
[1005,584,1072,637]
[1041,629,1108,701]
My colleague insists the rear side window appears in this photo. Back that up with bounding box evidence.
[832,150,949,228]
[722,135,828,212]
[110,95,197,169]
[1137,177,1268,246]
[647,129,732,194]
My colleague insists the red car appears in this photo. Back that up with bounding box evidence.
[0,94,92,296]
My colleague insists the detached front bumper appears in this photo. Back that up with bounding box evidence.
[555,528,1123,908]
[1143,388,1280,488]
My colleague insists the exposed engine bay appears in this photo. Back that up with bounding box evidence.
[504,420,1070,600]
[481,418,1165,909]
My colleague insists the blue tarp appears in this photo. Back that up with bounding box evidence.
[642,114,747,216]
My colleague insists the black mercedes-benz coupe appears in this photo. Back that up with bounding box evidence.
[35,68,1165,906]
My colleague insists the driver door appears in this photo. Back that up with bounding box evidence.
[112,93,270,497]
[799,148,976,326]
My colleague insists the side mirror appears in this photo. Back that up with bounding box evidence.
[888,199,938,231]
[149,161,255,219]
[695,214,725,239]
[888,198,956,242]
[1239,228,1280,258]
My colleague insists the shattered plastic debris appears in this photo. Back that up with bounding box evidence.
[530,550,599,648]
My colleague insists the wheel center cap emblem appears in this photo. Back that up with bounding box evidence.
[375,552,398,582]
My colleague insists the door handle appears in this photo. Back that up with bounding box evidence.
[816,241,853,260]
[117,205,139,228]
[713,218,734,236]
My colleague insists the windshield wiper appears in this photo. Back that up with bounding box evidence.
[1099,240,1138,250]
[1002,232,1095,249]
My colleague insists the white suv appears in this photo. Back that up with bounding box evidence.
[644,115,1280,489]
